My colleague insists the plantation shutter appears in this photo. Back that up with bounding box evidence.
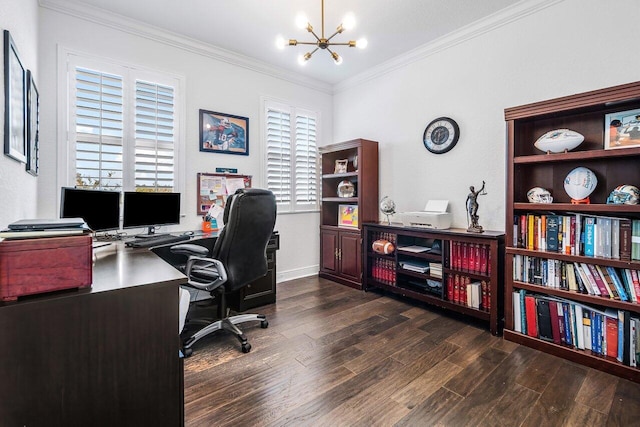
[266,107,292,205]
[135,80,175,191]
[73,67,124,190]
[294,113,317,205]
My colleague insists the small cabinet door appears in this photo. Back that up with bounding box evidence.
[338,230,361,282]
[320,228,338,273]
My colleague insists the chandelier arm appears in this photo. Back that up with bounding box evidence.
[325,30,343,43]
[294,41,321,46]
[325,42,355,47]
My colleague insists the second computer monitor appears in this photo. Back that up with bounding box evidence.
[122,191,181,235]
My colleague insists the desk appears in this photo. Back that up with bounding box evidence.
[0,242,185,427]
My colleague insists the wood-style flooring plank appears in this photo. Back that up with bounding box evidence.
[520,361,587,427]
[575,369,619,415]
[606,379,640,426]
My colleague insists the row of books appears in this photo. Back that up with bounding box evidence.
[370,231,397,246]
[512,254,640,302]
[446,274,491,312]
[449,241,491,275]
[370,258,396,286]
[512,291,639,367]
[513,213,640,261]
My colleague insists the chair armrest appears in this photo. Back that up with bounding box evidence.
[170,243,210,257]
[184,256,228,292]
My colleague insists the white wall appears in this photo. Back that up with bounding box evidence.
[37,6,331,280]
[0,0,39,228]
[333,0,640,232]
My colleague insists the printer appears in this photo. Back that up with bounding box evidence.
[401,200,452,230]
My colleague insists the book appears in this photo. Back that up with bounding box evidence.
[583,308,592,351]
[584,217,595,256]
[536,298,554,342]
[633,220,640,261]
[605,311,619,359]
[606,266,629,302]
[549,300,562,344]
[611,218,620,259]
[619,219,632,261]
[579,263,601,296]
[525,295,538,338]
[595,265,618,299]
[574,304,585,350]
[513,291,522,333]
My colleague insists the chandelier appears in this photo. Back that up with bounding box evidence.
[276,0,367,65]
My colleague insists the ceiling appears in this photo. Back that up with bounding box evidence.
[51,0,519,85]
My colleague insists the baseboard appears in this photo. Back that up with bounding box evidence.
[276,265,319,283]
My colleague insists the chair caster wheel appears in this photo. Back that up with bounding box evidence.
[242,343,252,353]
[261,320,269,328]
[183,348,193,358]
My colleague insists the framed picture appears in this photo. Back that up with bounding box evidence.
[3,30,27,163]
[338,204,358,228]
[604,108,640,150]
[199,109,249,156]
[26,70,39,176]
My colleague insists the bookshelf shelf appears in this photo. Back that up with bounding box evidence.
[363,223,504,335]
[505,81,640,382]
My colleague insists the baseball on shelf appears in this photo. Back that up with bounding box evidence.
[372,239,395,255]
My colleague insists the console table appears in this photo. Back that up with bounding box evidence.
[0,242,186,426]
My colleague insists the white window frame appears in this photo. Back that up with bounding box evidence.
[262,98,320,214]
[57,48,186,213]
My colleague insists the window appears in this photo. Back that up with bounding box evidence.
[264,100,319,212]
[66,55,181,193]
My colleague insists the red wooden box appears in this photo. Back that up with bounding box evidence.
[0,235,92,301]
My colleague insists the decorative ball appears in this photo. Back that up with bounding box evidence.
[337,180,355,198]
[527,187,553,203]
[607,184,640,205]
[372,239,395,255]
[534,129,584,153]
[564,167,597,201]
[379,196,396,216]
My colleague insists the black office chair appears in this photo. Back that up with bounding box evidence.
[171,188,277,355]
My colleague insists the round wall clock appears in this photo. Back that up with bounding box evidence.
[423,117,460,154]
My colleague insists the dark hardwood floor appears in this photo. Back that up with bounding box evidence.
[184,276,640,426]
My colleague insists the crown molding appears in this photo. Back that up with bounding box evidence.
[38,0,333,94]
[333,0,564,94]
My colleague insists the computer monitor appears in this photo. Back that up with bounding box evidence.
[122,191,181,235]
[60,187,121,232]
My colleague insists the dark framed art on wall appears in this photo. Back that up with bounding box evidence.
[26,70,39,176]
[4,30,27,163]
[199,109,249,156]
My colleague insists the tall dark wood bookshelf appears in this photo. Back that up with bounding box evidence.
[319,139,378,289]
[504,81,640,382]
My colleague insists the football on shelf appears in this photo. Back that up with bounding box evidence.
[534,129,584,153]
[372,239,395,255]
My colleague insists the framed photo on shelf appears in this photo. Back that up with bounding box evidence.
[338,204,358,228]
[3,30,27,163]
[26,70,39,176]
[604,108,640,150]
[199,109,249,156]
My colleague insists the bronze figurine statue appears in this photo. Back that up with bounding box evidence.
[466,180,487,233]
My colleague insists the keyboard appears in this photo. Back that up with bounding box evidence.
[125,234,191,248]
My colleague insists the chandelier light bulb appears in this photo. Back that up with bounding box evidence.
[356,38,368,49]
[332,52,343,65]
[295,13,308,30]
[342,13,356,30]
[275,36,286,50]
[297,54,309,66]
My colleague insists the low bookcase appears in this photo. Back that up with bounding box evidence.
[504,81,640,382]
[363,223,504,335]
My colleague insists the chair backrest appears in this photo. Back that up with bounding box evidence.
[211,188,277,292]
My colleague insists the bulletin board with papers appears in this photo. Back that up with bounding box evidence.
[197,173,252,221]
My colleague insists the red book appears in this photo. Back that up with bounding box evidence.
[481,280,487,311]
[525,295,538,337]
[586,264,610,297]
[462,276,470,306]
[453,274,460,303]
[461,243,468,271]
[487,248,492,275]
[447,275,454,301]
[570,216,576,255]
[480,245,488,275]
[520,214,527,248]
[605,315,618,358]
[548,300,561,344]
[631,270,640,299]
[474,244,481,273]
